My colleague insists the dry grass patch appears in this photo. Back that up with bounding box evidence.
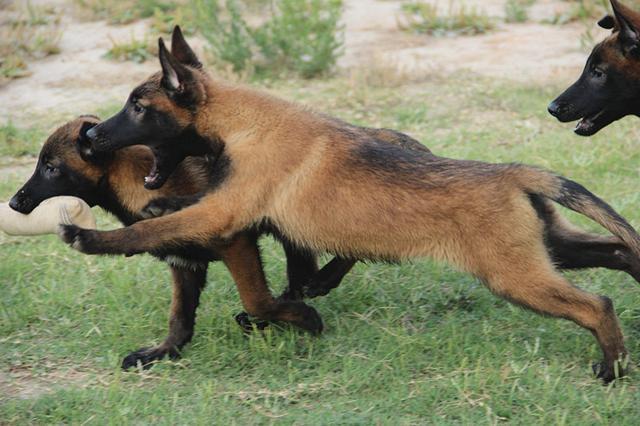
[0,1,63,85]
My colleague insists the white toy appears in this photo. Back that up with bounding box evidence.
[0,196,96,236]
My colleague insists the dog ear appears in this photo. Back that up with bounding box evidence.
[77,120,110,164]
[159,37,188,92]
[171,25,202,69]
[611,0,640,56]
[159,37,205,105]
[598,15,616,29]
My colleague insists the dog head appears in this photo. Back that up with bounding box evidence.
[548,0,640,136]
[10,116,110,214]
[86,26,210,189]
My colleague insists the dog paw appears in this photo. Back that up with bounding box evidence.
[234,312,270,334]
[592,360,625,384]
[121,346,180,370]
[58,224,101,254]
[294,303,324,335]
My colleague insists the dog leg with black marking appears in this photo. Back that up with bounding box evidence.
[532,196,640,281]
[122,265,207,369]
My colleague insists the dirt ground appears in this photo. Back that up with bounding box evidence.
[0,0,603,127]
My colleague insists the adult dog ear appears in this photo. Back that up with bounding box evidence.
[611,0,640,56]
[598,15,615,29]
[171,25,202,69]
[77,120,110,164]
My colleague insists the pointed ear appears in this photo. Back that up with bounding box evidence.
[159,37,192,93]
[77,120,109,164]
[598,15,616,29]
[171,25,202,69]
[611,0,640,56]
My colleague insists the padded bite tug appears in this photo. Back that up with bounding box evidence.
[0,196,96,236]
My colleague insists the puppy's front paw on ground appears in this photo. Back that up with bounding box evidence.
[121,346,180,370]
[592,360,625,384]
[234,312,270,334]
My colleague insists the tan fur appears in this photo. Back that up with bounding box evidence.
[44,118,323,339]
[76,37,640,378]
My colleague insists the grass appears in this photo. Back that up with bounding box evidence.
[192,0,344,78]
[104,35,156,64]
[544,1,639,26]
[400,1,494,36]
[0,1,63,85]
[505,0,535,23]
[0,121,45,158]
[73,0,180,25]
[2,73,640,423]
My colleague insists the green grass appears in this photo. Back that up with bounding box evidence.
[0,121,45,158]
[2,73,640,423]
[104,35,155,64]
[505,0,535,23]
[73,0,179,25]
[400,1,494,36]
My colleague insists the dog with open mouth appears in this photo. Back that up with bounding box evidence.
[9,116,365,369]
[56,26,640,383]
[549,0,640,136]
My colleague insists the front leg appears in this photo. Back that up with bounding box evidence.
[59,192,243,256]
[122,265,207,370]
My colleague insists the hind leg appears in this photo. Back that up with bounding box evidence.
[485,256,627,383]
[278,242,319,301]
[278,243,357,301]
[234,242,318,331]
[547,230,640,282]
[222,234,323,334]
[537,198,640,281]
[122,265,207,369]
[303,257,357,298]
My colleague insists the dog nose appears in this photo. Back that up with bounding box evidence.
[547,101,560,117]
[9,195,21,211]
[86,126,97,141]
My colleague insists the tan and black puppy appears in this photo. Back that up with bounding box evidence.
[549,0,640,135]
[10,116,361,369]
[64,28,640,382]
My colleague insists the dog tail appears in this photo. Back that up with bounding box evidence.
[508,165,640,259]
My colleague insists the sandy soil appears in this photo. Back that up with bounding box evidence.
[340,0,601,84]
[0,0,604,126]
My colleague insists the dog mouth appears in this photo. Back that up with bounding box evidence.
[143,147,185,190]
[144,163,163,189]
[574,109,610,136]
[144,153,170,190]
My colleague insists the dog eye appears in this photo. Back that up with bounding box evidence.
[44,163,59,175]
[133,102,145,114]
[591,67,605,78]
